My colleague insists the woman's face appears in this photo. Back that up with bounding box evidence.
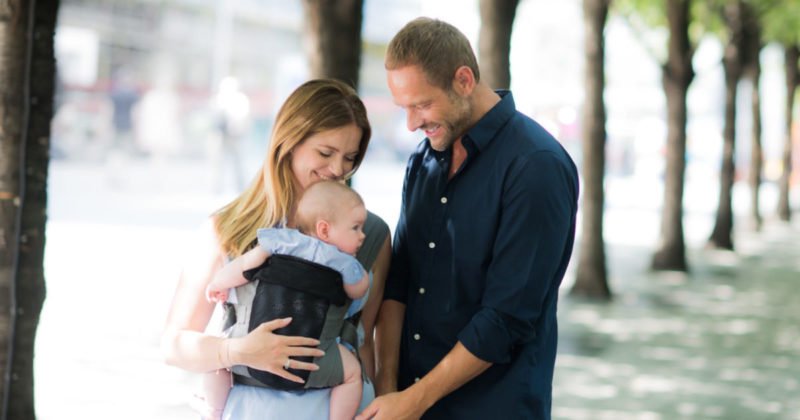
[290,123,363,192]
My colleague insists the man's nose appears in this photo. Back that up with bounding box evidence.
[406,109,421,132]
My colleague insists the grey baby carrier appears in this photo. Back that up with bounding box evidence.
[223,253,359,391]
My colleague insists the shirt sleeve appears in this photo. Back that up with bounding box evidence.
[383,160,414,304]
[327,253,366,285]
[256,228,306,255]
[457,151,577,364]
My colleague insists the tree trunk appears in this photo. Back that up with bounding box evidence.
[302,0,364,89]
[652,0,694,271]
[0,0,58,419]
[748,65,763,229]
[572,0,611,300]
[708,2,745,251]
[777,45,798,221]
[743,5,762,230]
[478,0,519,90]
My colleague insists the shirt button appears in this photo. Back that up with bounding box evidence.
[440,197,448,204]
[428,242,435,249]
[415,377,421,383]
[413,333,421,341]
[419,287,425,294]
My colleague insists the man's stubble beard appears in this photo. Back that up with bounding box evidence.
[439,92,473,151]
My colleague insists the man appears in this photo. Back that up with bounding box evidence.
[359,18,579,420]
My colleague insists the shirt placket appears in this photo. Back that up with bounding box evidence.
[409,155,451,381]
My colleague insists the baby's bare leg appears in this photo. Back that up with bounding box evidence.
[191,368,232,420]
[329,344,362,420]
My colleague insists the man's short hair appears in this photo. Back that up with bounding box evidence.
[385,17,480,91]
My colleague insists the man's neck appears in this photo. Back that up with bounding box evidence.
[449,138,467,180]
[470,83,501,124]
[447,84,501,180]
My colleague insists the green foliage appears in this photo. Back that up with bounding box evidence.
[613,0,668,28]
[760,0,800,44]
[612,0,799,49]
[611,0,710,60]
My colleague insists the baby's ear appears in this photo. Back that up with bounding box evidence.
[316,219,330,240]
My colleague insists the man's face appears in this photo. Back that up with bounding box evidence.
[387,65,472,152]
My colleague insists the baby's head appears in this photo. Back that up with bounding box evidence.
[295,181,367,255]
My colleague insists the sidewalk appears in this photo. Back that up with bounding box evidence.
[35,157,800,419]
[555,219,800,419]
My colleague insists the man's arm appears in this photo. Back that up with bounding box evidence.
[357,341,490,420]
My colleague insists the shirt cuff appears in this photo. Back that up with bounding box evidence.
[457,308,515,364]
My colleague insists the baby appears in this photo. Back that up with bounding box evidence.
[198,181,369,420]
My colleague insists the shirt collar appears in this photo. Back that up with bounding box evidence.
[464,90,515,152]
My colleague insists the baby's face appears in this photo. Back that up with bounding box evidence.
[326,203,367,255]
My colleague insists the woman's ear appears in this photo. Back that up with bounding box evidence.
[316,220,331,241]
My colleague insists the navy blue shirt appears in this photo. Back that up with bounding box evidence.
[385,92,579,419]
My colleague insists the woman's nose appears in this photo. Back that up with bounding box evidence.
[329,159,345,178]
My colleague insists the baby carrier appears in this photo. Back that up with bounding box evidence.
[222,254,361,391]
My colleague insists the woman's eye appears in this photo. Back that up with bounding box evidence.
[345,155,357,162]
[319,151,332,158]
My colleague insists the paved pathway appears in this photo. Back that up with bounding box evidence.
[35,157,800,419]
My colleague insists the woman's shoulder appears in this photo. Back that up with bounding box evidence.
[191,216,224,253]
[364,210,390,240]
[357,211,390,270]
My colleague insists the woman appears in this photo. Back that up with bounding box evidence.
[162,79,391,418]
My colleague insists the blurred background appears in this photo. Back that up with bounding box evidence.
[21,0,800,418]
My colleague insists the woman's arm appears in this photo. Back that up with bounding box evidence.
[161,218,323,382]
[358,234,391,382]
[373,299,405,396]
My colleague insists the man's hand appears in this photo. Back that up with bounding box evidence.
[360,342,492,419]
[355,389,428,420]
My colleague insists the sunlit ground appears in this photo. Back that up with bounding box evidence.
[35,155,800,419]
[555,222,800,420]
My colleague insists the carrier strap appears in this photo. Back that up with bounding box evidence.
[243,253,347,306]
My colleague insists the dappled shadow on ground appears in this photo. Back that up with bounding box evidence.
[555,222,800,420]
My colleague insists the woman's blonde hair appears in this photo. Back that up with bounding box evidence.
[213,79,371,257]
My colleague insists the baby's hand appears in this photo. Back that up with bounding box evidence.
[205,285,228,303]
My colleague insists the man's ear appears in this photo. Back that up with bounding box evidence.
[452,66,476,96]
[316,220,331,241]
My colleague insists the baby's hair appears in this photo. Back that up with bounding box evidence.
[295,181,364,235]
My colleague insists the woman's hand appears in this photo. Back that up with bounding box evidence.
[228,317,325,384]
